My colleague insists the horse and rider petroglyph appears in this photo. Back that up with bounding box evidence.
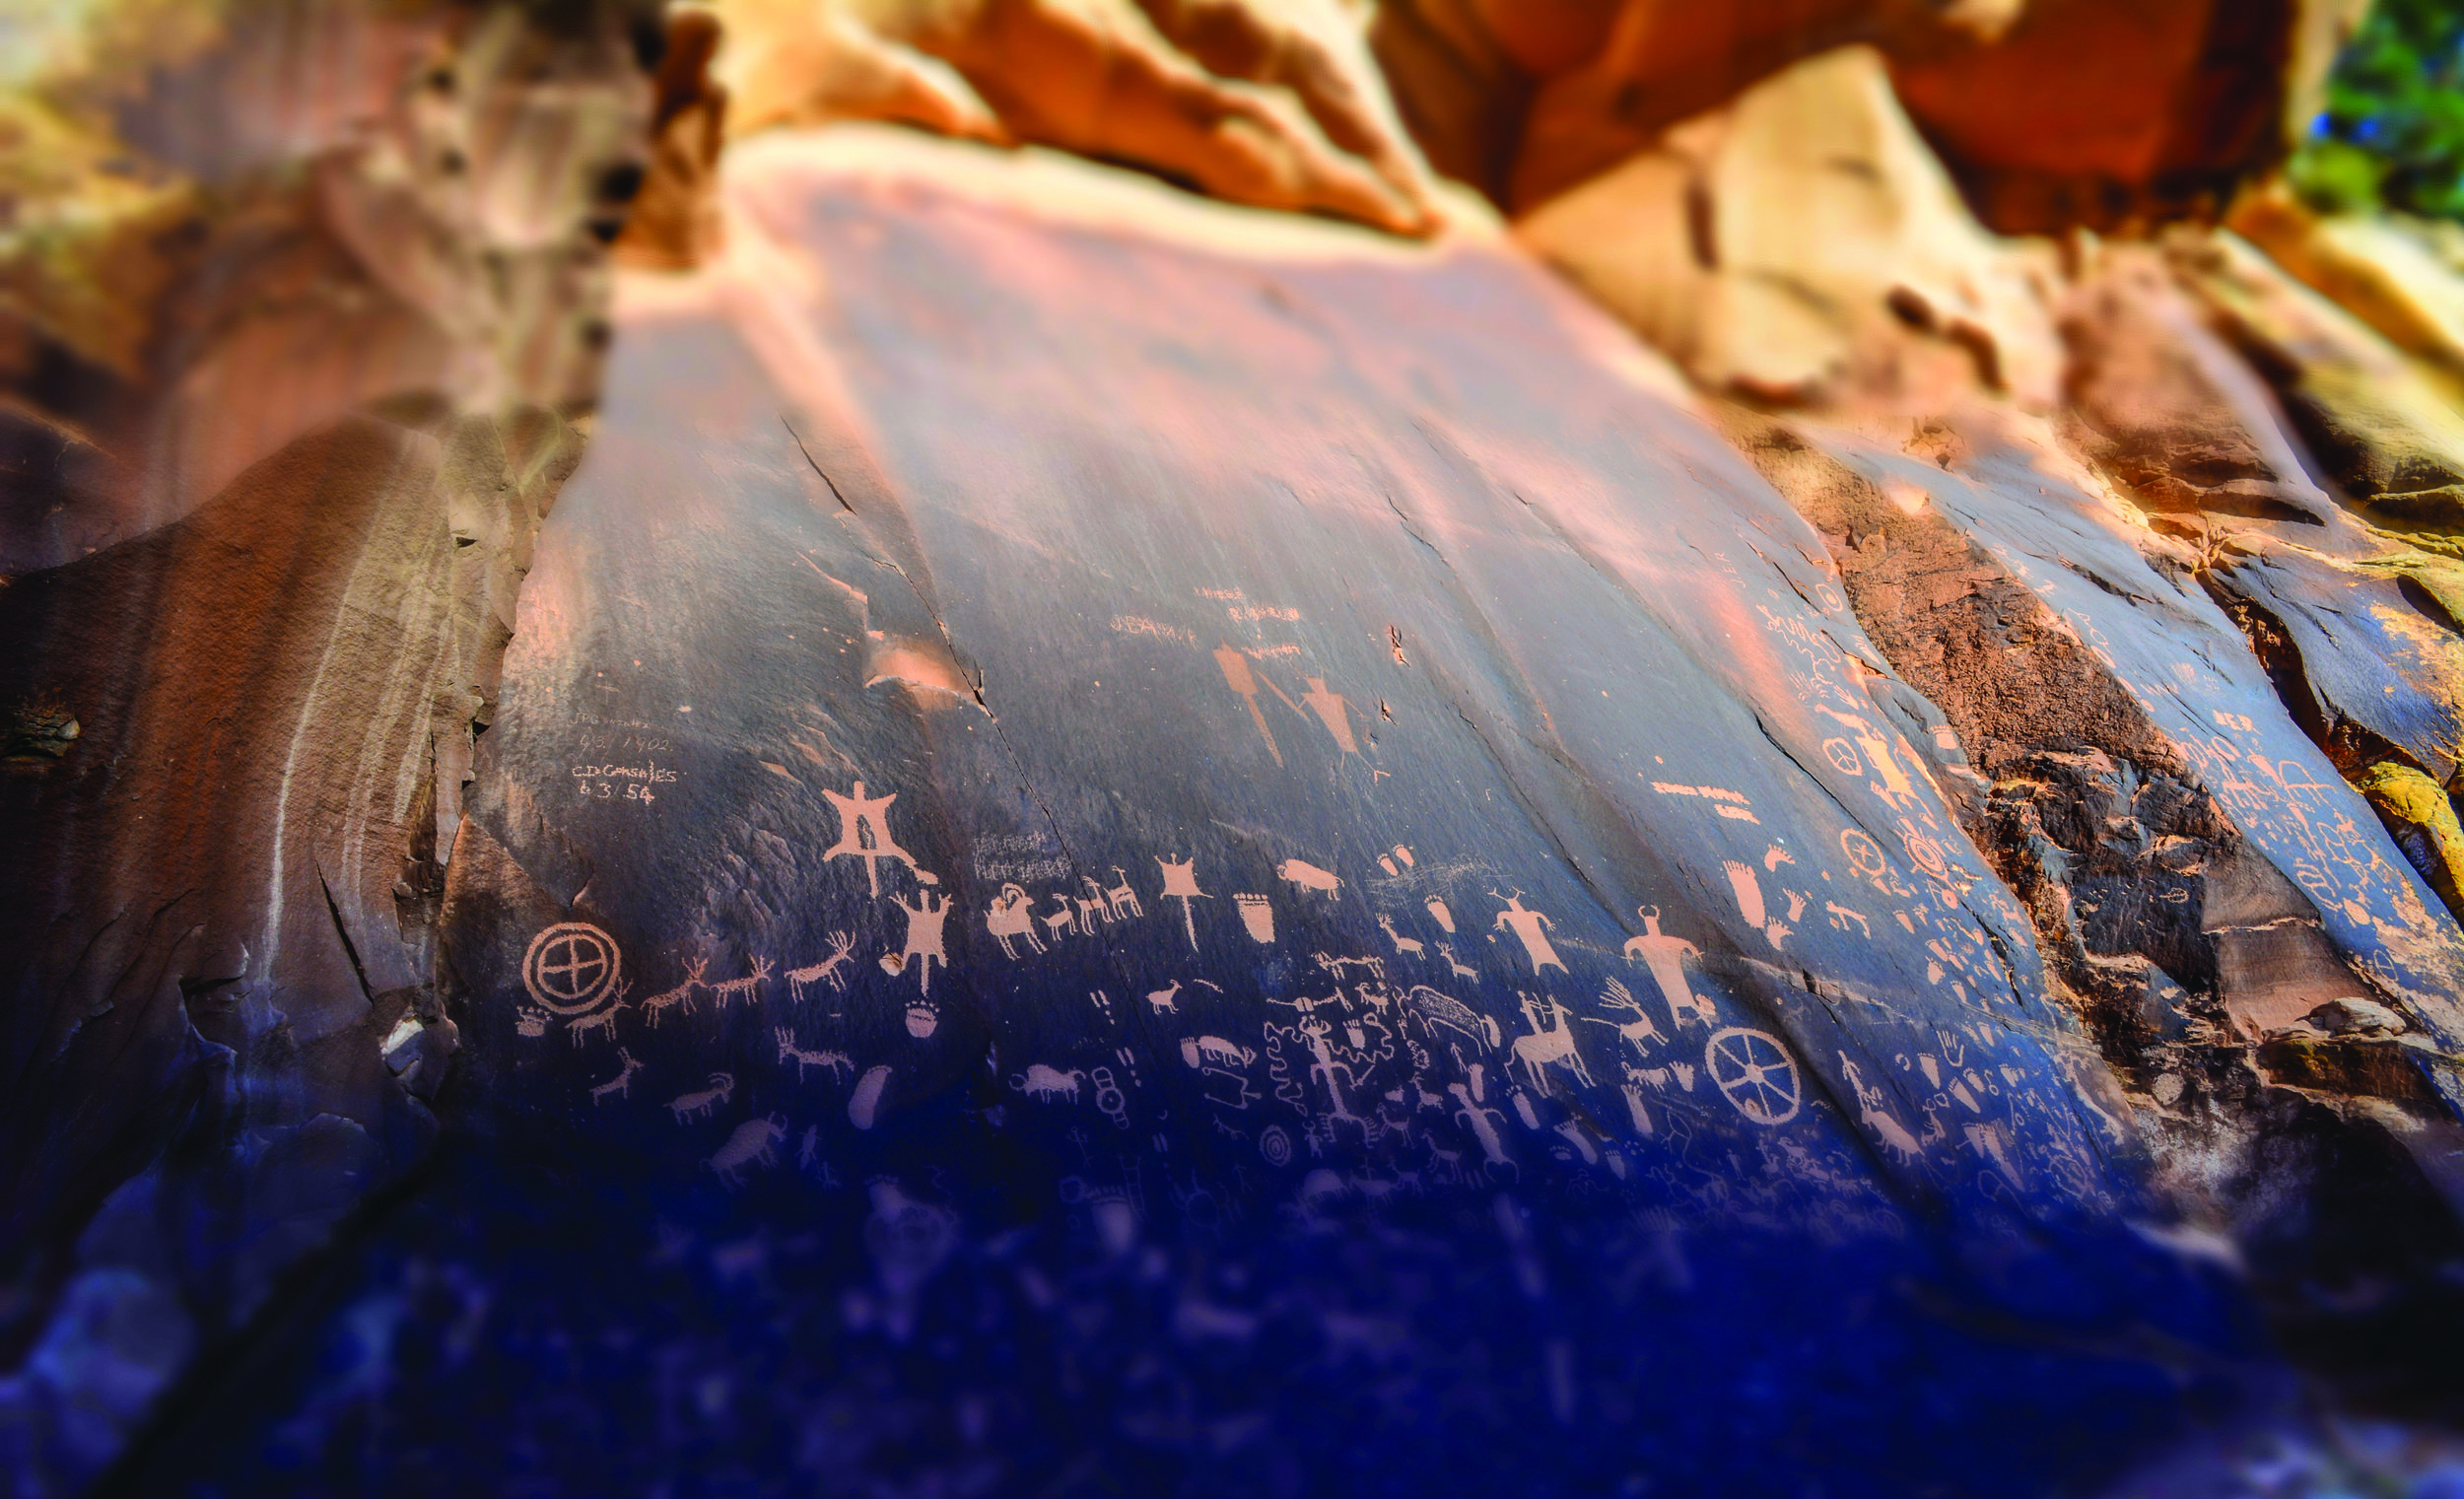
[1511,993,1594,1091]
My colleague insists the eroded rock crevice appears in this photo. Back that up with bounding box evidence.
[1726,407,2464,1408]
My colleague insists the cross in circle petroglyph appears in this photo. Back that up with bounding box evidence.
[822,780,916,896]
[1703,1026,1802,1125]
[522,922,623,1016]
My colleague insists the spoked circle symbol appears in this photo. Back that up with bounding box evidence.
[1704,1026,1802,1125]
[523,922,622,1015]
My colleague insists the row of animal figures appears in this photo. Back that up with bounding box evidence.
[984,869,1144,956]
[535,935,862,1042]
[582,1027,861,1110]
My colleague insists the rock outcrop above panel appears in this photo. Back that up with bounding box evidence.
[1515,45,2061,408]
[1372,0,2361,225]
[698,0,1448,238]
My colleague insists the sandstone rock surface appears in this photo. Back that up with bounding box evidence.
[101,129,2276,1494]
[9,2,2464,1494]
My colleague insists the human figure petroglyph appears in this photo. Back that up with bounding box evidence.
[1378,915,1425,957]
[707,955,772,1010]
[1158,855,1210,949]
[797,1124,822,1174]
[821,780,917,897]
[669,1071,735,1124]
[882,888,950,994]
[1492,892,1567,976]
[1278,858,1340,896]
[1298,1016,1368,1126]
[1300,677,1359,755]
[1214,645,1282,765]
[787,932,857,1000]
[707,1115,787,1189]
[1583,977,1663,1057]
[567,979,629,1047]
[986,885,1046,959]
[776,1028,855,1083]
[1622,908,1714,1026]
[1447,1082,1512,1168]
[590,1048,643,1105]
[1012,1063,1085,1102]
[1511,993,1593,1091]
[642,956,707,1027]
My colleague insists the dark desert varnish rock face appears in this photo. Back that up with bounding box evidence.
[53,130,2381,1495]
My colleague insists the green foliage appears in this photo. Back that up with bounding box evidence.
[2293,0,2464,220]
